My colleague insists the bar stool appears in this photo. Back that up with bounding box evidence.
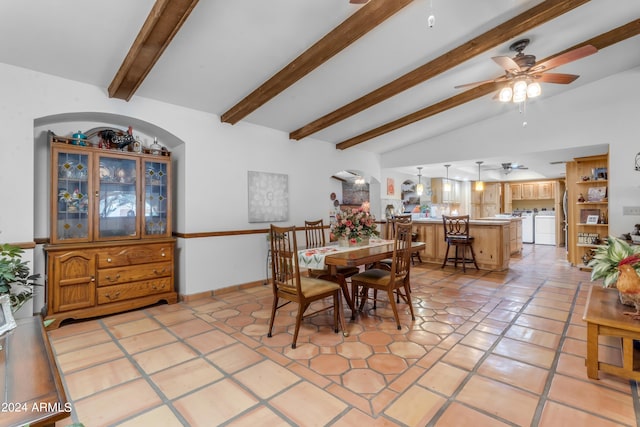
[441,215,479,272]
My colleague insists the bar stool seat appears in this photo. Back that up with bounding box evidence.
[441,215,479,272]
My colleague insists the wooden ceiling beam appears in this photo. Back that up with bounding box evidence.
[220,0,413,125]
[108,0,199,101]
[290,0,591,141]
[335,19,640,150]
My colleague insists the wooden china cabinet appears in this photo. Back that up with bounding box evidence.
[43,134,177,328]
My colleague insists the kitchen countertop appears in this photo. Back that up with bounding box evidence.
[413,217,516,225]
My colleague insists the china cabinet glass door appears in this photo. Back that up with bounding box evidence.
[143,159,170,237]
[54,149,91,242]
[96,154,140,240]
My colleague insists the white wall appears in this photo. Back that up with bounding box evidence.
[2,61,640,313]
[0,63,380,310]
[382,67,640,237]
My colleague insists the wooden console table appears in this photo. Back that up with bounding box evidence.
[1,316,70,427]
[583,285,640,381]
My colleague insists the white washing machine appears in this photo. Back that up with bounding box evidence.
[521,211,535,243]
[535,214,556,245]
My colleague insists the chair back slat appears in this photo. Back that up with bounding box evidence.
[390,222,413,281]
[270,225,302,294]
[304,219,326,249]
[387,214,412,239]
[442,215,470,240]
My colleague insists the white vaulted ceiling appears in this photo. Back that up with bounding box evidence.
[1,0,638,178]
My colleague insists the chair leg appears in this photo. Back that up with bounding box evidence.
[291,303,308,349]
[335,291,348,337]
[404,281,415,321]
[454,246,459,269]
[441,243,450,269]
[387,287,402,330]
[267,296,278,338]
[461,245,466,272]
[351,282,359,320]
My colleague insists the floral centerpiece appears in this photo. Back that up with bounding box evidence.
[331,208,379,246]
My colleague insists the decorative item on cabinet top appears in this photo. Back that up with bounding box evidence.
[50,128,170,156]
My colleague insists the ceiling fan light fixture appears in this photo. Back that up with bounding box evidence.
[512,80,528,103]
[527,81,541,98]
[498,86,513,102]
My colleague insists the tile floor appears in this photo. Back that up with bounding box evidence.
[48,245,640,427]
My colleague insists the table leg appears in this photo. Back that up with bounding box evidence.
[319,266,355,313]
[586,322,599,379]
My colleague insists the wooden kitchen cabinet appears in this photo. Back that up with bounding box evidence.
[537,181,554,199]
[522,182,537,200]
[431,178,460,204]
[471,182,500,219]
[510,183,522,200]
[44,134,177,328]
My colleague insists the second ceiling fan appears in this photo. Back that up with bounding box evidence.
[455,39,598,103]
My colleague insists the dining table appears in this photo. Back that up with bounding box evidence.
[297,239,426,312]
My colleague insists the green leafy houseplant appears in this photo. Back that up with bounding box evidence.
[588,236,640,287]
[0,243,41,312]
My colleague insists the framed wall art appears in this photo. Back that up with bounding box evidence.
[0,294,17,336]
[386,178,395,195]
[248,171,289,223]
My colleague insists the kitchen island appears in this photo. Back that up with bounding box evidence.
[389,217,516,271]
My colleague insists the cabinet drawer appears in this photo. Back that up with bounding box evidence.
[97,262,173,286]
[97,278,173,304]
[98,243,173,268]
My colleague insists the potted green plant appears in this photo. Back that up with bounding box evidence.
[0,243,41,313]
[588,236,640,305]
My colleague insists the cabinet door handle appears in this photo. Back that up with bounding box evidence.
[153,268,167,275]
[107,258,112,263]
[90,276,95,282]
[105,274,120,281]
[161,253,166,257]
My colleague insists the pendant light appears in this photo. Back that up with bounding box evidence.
[416,167,424,196]
[443,164,451,192]
[475,161,484,191]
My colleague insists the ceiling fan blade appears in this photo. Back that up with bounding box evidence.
[535,73,580,84]
[530,45,597,73]
[492,56,521,73]
[455,75,507,89]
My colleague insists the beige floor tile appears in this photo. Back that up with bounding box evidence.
[151,357,224,399]
[435,402,511,427]
[269,382,347,426]
[456,375,539,426]
[173,378,259,426]
[73,379,162,426]
[206,342,264,374]
[538,401,627,427]
[477,354,549,394]
[234,359,301,399]
[133,341,198,374]
[185,329,238,354]
[225,406,291,427]
[107,317,162,339]
[384,385,446,426]
[441,343,485,371]
[118,328,177,354]
[547,374,635,425]
[417,362,468,396]
[49,328,113,355]
[56,341,124,373]
[116,405,185,427]
[492,337,556,368]
[64,357,141,400]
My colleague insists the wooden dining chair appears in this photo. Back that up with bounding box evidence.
[268,224,346,349]
[441,215,479,272]
[350,222,415,330]
[304,219,359,310]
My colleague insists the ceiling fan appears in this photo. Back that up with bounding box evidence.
[455,39,598,101]
[487,162,529,175]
